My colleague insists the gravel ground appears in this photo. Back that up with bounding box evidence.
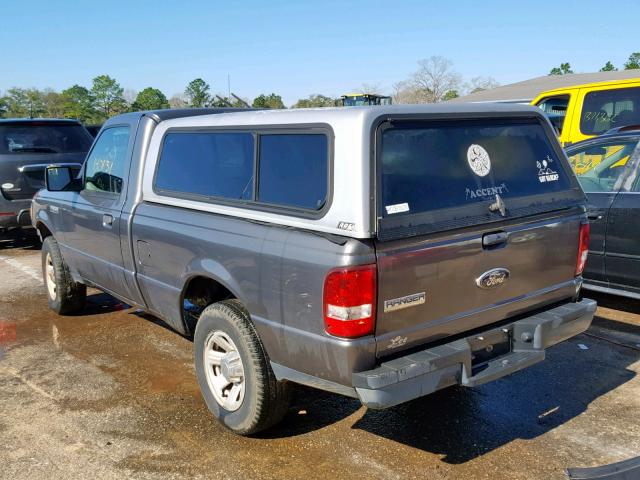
[1,232,639,479]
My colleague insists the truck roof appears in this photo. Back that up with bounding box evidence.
[103,108,255,127]
[0,118,83,125]
[141,103,545,129]
[107,103,545,129]
[535,77,640,96]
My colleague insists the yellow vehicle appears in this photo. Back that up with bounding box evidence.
[532,78,640,146]
[340,93,392,107]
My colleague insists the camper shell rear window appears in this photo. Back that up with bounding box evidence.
[376,116,582,240]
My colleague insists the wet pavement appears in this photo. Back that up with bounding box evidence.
[1,232,639,479]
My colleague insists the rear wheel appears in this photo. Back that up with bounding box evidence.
[41,236,86,314]
[194,300,291,435]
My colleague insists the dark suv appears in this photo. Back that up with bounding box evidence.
[0,119,93,233]
[566,125,640,299]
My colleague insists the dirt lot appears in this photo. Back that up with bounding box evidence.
[1,231,639,480]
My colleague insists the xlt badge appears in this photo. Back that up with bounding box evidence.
[383,292,426,313]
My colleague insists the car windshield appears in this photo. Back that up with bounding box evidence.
[0,123,93,155]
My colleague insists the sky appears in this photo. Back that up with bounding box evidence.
[1,0,639,106]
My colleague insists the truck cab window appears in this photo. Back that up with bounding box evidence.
[536,95,569,134]
[84,126,130,194]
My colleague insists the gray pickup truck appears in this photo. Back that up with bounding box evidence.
[32,105,596,435]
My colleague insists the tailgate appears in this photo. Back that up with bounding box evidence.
[375,210,583,354]
[374,114,586,356]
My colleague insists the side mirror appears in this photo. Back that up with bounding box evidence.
[45,165,82,192]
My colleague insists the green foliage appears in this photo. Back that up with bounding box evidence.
[292,94,336,108]
[185,78,211,107]
[131,87,170,111]
[624,52,640,70]
[600,61,617,72]
[549,63,573,75]
[60,85,97,123]
[91,75,127,121]
[442,89,459,100]
[252,93,285,109]
[1,88,46,117]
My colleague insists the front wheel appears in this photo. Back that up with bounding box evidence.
[194,300,291,435]
[41,236,86,315]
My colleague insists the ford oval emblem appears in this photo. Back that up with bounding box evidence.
[476,268,510,289]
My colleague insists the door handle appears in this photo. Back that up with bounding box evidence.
[482,231,508,249]
[587,214,603,221]
[102,214,113,227]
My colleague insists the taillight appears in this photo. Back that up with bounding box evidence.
[323,264,377,338]
[576,222,590,276]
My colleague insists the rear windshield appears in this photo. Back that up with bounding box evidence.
[580,87,640,135]
[0,123,93,154]
[378,118,576,236]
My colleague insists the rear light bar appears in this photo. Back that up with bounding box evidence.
[576,222,590,276]
[323,264,377,338]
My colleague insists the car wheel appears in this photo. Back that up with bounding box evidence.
[194,299,291,435]
[41,236,86,315]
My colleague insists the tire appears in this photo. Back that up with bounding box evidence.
[41,236,86,315]
[194,299,291,435]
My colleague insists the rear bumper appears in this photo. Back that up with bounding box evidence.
[0,197,32,229]
[0,210,31,229]
[353,299,597,409]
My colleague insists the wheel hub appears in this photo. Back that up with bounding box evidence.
[203,330,246,411]
[220,351,243,382]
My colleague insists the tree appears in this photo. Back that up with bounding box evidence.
[61,85,97,123]
[91,75,126,120]
[392,80,433,104]
[131,87,170,111]
[442,90,459,101]
[549,63,573,75]
[252,93,285,109]
[292,94,336,108]
[0,96,7,117]
[600,61,617,72]
[123,88,137,106]
[624,52,640,70]
[409,56,461,103]
[466,76,499,94]
[184,78,211,107]
[358,83,382,94]
[25,89,46,117]
[42,89,65,117]
[169,94,187,109]
[1,88,45,118]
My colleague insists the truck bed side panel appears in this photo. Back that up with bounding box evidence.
[131,202,377,385]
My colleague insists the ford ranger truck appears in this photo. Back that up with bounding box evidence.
[32,105,596,435]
